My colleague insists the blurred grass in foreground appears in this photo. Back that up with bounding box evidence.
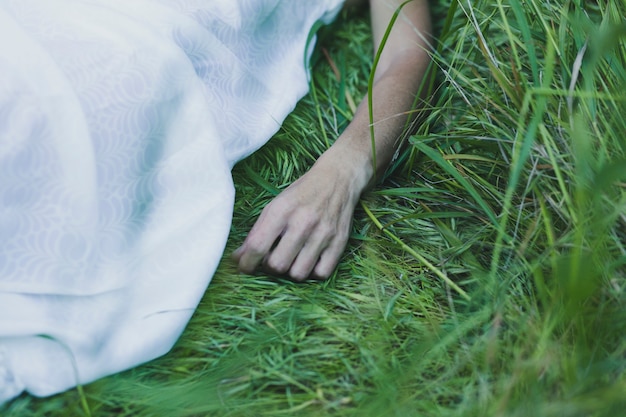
[3,0,625,416]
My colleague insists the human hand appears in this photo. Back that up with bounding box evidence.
[232,147,370,281]
[233,0,431,281]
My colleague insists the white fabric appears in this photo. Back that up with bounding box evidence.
[0,0,343,402]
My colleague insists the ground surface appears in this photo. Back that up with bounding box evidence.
[3,1,625,416]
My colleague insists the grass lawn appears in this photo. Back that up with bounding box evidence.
[3,0,625,415]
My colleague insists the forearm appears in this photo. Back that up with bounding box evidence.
[233,0,432,280]
[327,0,432,190]
[331,55,430,187]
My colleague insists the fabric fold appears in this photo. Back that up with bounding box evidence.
[0,0,343,403]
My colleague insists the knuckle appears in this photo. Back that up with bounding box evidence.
[292,217,315,233]
[243,236,268,256]
[236,254,258,274]
[335,230,349,245]
[293,207,320,228]
[289,261,315,282]
[289,268,309,282]
[265,256,290,275]
[238,263,256,275]
[317,222,336,239]
[241,246,263,261]
[314,259,337,280]
[312,268,331,281]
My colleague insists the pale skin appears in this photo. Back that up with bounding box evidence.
[232,0,432,280]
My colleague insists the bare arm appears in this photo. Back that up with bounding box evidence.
[343,0,431,181]
[233,0,432,280]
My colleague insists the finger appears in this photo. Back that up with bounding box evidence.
[263,224,308,276]
[234,209,287,274]
[287,227,334,281]
[231,246,243,262]
[311,230,350,280]
[232,231,278,261]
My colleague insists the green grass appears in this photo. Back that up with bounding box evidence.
[3,0,625,416]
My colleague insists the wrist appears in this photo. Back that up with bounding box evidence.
[317,137,375,200]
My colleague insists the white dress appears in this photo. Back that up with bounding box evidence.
[0,0,343,402]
